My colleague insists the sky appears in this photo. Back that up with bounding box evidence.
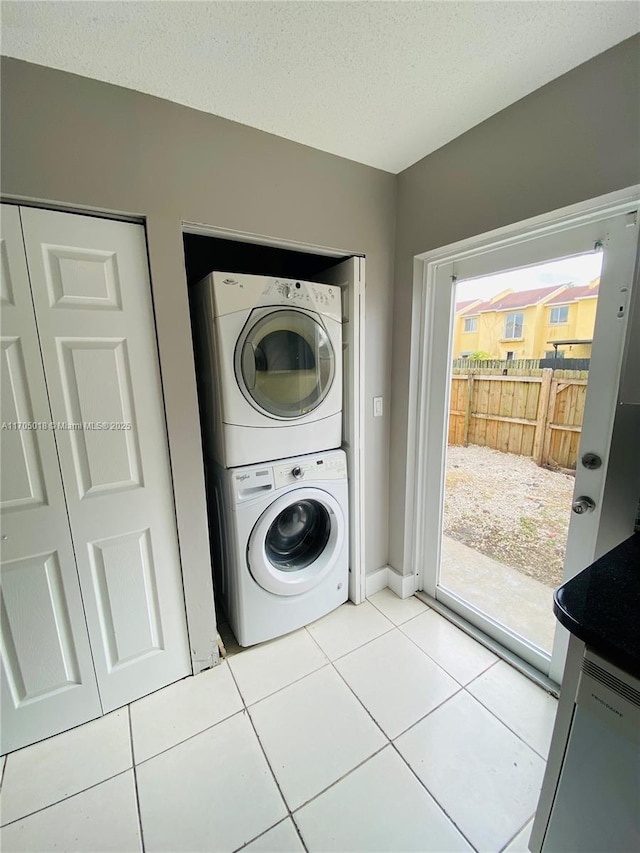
[456,251,603,303]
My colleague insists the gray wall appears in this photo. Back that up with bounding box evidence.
[0,58,395,630]
[389,35,640,573]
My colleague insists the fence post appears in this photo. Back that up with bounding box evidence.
[533,368,553,465]
[463,373,474,446]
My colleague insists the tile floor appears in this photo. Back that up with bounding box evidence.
[0,590,558,853]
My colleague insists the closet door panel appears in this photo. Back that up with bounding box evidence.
[20,208,190,712]
[1,205,101,754]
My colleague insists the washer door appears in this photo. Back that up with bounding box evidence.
[247,488,345,596]
[235,309,335,419]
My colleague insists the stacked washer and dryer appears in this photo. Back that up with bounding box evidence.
[192,272,349,646]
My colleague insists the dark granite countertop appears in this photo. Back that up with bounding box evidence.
[553,533,640,678]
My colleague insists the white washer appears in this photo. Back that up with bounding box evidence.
[210,449,348,646]
[192,271,342,468]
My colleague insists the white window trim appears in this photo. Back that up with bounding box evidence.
[550,305,569,324]
[503,311,524,339]
[463,316,477,332]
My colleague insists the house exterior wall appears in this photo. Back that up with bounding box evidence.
[573,298,599,356]
[454,297,599,360]
[543,303,578,354]
[391,35,640,574]
[542,291,598,358]
[0,57,396,661]
[455,323,479,357]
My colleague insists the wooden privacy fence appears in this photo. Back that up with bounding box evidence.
[448,368,588,469]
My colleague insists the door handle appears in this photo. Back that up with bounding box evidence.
[572,496,596,514]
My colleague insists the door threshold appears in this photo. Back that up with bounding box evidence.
[414,591,560,697]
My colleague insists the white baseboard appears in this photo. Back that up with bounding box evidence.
[387,567,417,599]
[365,566,417,599]
[365,566,389,597]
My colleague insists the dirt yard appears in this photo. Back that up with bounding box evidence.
[444,445,575,587]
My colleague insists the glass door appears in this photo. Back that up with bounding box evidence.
[417,209,638,679]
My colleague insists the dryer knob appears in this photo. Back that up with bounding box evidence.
[291,466,303,479]
[282,284,292,299]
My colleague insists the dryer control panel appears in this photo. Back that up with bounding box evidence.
[208,272,342,322]
[270,279,340,314]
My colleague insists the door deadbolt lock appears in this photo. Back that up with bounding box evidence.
[572,496,596,515]
[581,453,602,470]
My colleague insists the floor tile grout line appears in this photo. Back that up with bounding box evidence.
[304,621,396,664]
[307,622,425,744]
[365,591,431,626]
[463,685,555,761]
[389,685,465,741]
[127,705,146,853]
[398,619,497,688]
[387,740,480,853]
[289,811,308,853]
[230,652,331,709]
[290,744,389,813]
[132,699,246,768]
[327,651,391,740]
[232,816,300,853]
[317,607,550,753]
[497,812,536,853]
[0,768,134,830]
[307,620,467,744]
[225,662,308,851]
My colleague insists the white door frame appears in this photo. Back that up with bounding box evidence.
[404,186,640,678]
[182,221,367,605]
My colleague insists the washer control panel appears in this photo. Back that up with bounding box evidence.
[273,451,347,489]
[231,450,347,502]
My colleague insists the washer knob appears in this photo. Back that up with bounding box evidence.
[282,284,292,299]
[291,466,303,479]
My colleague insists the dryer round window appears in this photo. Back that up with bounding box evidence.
[247,487,345,596]
[235,308,335,419]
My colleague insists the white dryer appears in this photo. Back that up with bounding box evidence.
[193,271,342,468]
[210,449,348,646]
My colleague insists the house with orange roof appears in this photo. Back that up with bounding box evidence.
[453,281,600,360]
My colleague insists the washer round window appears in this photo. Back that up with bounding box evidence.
[236,309,335,418]
[265,500,331,571]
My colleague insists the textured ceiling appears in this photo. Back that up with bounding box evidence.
[2,1,639,173]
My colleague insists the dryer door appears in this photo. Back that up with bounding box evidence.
[235,309,335,419]
[247,488,345,596]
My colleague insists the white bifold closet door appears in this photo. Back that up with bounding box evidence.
[1,205,190,752]
[1,205,102,752]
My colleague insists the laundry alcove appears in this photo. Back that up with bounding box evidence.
[182,230,366,634]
